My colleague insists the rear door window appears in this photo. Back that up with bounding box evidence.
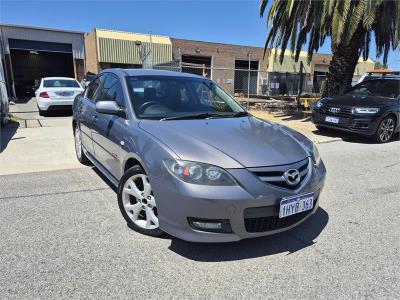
[85,76,102,101]
[98,74,124,106]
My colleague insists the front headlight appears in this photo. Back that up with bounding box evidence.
[311,143,321,165]
[353,107,379,114]
[315,100,323,108]
[314,97,328,109]
[163,159,237,186]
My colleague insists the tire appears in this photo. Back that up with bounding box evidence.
[374,116,396,143]
[0,115,8,127]
[117,165,164,237]
[315,125,326,132]
[73,124,91,165]
[38,109,47,117]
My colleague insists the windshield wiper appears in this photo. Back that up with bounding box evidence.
[230,111,249,117]
[160,113,226,121]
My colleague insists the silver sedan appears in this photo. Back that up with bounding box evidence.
[72,69,326,242]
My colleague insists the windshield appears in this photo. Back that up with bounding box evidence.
[127,76,245,119]
[44,79,80,88]
[347,80,400,98]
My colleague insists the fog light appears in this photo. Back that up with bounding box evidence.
[188,218,232,233]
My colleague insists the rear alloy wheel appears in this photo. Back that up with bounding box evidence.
[375,116,396,143]
[118,166,164,237]
[74,124,91,165]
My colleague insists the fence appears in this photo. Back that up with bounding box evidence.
[153,62,324,101]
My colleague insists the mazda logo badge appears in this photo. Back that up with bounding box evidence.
[329,107,340,113]
[283,169,301,186]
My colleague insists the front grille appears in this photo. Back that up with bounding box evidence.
[249,158,310,190]
[321,105,352,117]
[244,198,317,232]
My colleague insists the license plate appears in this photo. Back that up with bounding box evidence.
[55,91,73,97]
[279,192,314,218]
[325,116,339,124]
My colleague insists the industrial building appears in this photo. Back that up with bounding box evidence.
[85,28,173,74]
[171,38,375,96]
[0,24,85,98]
[0,24,375,99]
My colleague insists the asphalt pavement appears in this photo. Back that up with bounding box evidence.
[1,140,399,299]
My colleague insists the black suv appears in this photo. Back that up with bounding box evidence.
[312,78,400,143]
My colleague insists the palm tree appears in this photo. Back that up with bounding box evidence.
[260,0,400,96]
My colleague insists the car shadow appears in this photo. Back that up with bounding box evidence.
[91,167,118,193]
[168,207,329,262]
[313,128,400,144]
[13,97,32,104]
[0,121,20,153]
[44,110,73,117]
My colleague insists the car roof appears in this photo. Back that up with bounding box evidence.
[363,77,400,82]
[42,77,78,80]
[100,68,205,79]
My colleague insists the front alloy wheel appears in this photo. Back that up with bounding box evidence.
[118,166,164,237]
[375,116,396,143]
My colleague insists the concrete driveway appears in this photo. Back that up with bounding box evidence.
[0,140,399,299]
[1,98,80,175]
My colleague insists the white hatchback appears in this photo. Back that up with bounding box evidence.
[35,77,84,116]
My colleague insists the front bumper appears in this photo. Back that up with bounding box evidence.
[152,160,326,242]
[312,109,380,135]
[37,97,75,111]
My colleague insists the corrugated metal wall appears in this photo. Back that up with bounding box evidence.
[98,37,172,65]
[0,25,85,59]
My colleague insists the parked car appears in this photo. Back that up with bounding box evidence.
[35,77,84,116]
[356,70,400,84]
[80,73,97,89]
[72,69,326,242]
[312,78,400,143]
[0,80,9,126]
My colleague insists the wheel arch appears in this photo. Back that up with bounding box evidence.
[123,156,145,173]
[385,112,398,126]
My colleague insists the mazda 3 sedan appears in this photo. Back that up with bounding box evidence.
[72,69,326,242]
[312,78,400,143]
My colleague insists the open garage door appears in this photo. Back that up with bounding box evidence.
[9,39,74,97]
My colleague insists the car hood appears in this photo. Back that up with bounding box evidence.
[139,116,310,168]
[324,94,395,107]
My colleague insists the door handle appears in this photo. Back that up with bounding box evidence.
[92,115,98,123]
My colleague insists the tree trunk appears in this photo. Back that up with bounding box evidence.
[322,26,365,97]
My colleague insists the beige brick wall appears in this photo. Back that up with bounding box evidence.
[85,30,99,74]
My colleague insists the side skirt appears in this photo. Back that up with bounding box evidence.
[83,147,119,188]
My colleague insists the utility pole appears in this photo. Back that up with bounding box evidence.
[247,52,251,110]
[297,61,304,111]
[149,33,153,69]
[178,47,182,72]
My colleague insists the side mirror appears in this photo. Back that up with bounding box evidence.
[95,101,126,118]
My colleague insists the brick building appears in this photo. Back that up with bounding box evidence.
[171,38,375,96]
[171,38,269,95]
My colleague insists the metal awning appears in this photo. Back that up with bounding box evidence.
[96,29,172,65]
